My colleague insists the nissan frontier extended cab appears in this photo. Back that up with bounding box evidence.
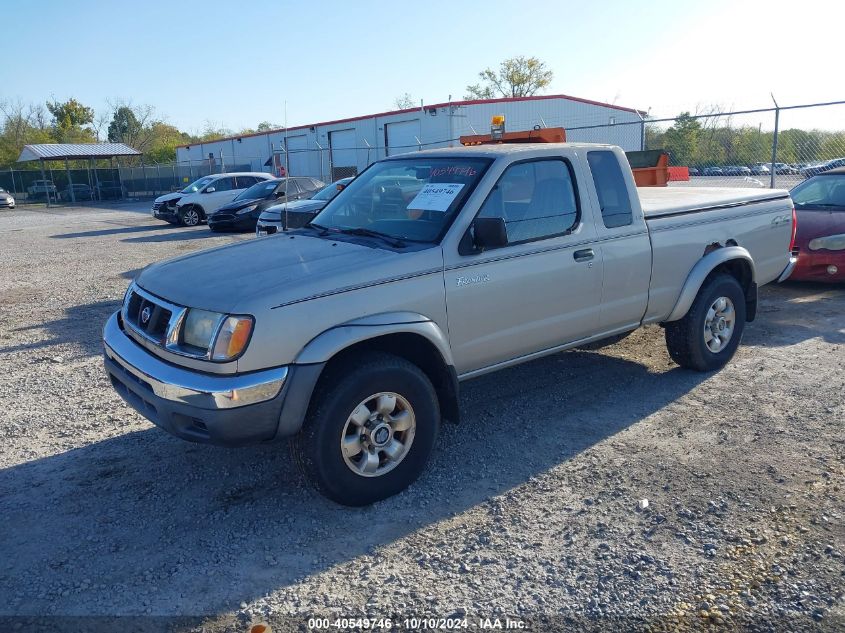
[104,143,797,505]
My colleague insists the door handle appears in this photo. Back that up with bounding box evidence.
[573,248,595,263]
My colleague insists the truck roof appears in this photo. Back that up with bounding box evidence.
[386,142,620,160]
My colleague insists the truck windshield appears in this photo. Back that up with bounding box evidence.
[310,157,491,243]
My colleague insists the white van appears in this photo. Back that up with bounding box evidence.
[151,172,274,226]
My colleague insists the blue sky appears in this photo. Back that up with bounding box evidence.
[2,0,843,132]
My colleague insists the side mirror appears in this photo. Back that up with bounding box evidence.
[472,217,508,251]
[204,186,216,193]
[275,191,286,198]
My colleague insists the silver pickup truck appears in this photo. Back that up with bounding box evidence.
[104,143,796,505]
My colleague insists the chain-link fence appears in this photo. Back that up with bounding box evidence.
[3,100,844,205]
[641,100,845,189]
[0,158,257,205]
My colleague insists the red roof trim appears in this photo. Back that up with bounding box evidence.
[176,94,645,149]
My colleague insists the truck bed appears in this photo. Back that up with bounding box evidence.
[638,187,790,218]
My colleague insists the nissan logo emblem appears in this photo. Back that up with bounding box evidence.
[140,306,152,324]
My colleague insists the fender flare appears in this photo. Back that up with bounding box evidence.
[665,246,756,322]
[295,312,455,367]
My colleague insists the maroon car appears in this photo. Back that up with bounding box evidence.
[789,167,845,282]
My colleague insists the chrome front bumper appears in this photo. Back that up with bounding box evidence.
[103,311,291,445]
[777,255,798,283]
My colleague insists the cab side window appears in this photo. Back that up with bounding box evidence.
[587,151,633,228]
[477,159,578,245]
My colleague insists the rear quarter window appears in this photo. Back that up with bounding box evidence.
[587,151,633,228]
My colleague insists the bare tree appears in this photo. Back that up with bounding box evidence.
[394,93,415,109]
[93,111,111,142]
[465,56,554,99]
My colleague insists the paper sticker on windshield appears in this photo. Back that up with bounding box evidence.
[407,183,465,212]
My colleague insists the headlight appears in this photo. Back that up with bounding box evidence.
[808,233,845,251]
[211,316,254,360]
[179,309,253,360]
[236,204,258,215]
[182,309,222,349]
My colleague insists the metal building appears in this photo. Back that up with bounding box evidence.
[175,94,645,182]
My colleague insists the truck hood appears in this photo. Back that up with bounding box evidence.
[135,233,435,314]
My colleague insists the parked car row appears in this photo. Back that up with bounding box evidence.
[18,179,128,202]
[150,172,354,234]
[692,163,800,177]
[690,160,845,179]
[799,157,845,178]
[255,177,352,235]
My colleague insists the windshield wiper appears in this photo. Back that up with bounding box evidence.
[337,227,406,248]
[795,202,845,209]
[304,221,331,235]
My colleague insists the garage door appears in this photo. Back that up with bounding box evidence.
[386,120,421,156]
[284,135,309,177]
[329,129,357,180]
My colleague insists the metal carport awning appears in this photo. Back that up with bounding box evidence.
[16,143,141,205]
[17,143,141,162]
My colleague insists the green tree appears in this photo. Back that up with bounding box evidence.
[644,122,665,151]
[107,106,142,145]
[46,98,94,128]
[102,102,158,152]
[199,122,233,141]
[256,121,277,131]
[662,112,701,166]
[46,97,95,144]
[144,122,192,163]
[465,56,553,99]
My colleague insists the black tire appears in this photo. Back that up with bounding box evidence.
[179,205,202,227]
[291,352,440,506]
[665,273,746,372]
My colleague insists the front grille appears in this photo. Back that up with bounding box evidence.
[125,290,173,344]
[152,201,163,211]
[262,225,277,235]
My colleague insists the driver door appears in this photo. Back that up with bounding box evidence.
[444,158,603,375]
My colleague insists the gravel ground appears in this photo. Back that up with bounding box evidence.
[0,204,843,632]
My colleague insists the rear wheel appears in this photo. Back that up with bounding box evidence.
[179,205,202,227]
[292,352,439,506]
[665,274,746,372]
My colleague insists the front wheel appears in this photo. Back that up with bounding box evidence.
[665,274,746,372]
[292,352,440,506]
[179,205,202,227]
